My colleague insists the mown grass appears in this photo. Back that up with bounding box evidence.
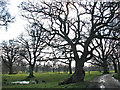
[2,71,102,88]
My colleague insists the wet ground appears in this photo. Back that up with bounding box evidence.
[11,81,30,84]
[87,73,120,89]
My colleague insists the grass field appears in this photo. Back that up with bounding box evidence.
[2,71,102,88]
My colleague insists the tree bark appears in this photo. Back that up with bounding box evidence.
[103,66,109,74]
[28,65,34,78]
[103,60,109,74]
[68,60,72,74]
[53,67,55,72]
[71,61,85,82]
[35,65,38,72]
[117,59,120,73]
[53,63,55,72]
[112,60,117,73]
[9,64,13,74]
[59,60,85,85]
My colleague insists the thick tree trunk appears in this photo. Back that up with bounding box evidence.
[28,65,34,78]
[9,65,13,74]
[113,60,117,73]
[68,60,72,74]
[117,59,120,73]
[103,60,109,74]
[103,66,109,74]
[71,61,85,82]
[59,43,87,85]
[59,61,85,85]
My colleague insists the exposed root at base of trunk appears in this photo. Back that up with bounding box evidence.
[59,71,85,85]
[27,75,35,79]
[59,77,84,85]
[103,72,109,74]
[9,73,17,74]
[24,75,35,81]
[59,77,75,85]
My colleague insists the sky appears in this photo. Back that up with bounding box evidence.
[0,0,26,43]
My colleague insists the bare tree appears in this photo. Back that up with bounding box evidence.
[112,43,120,73]
[109,53,118,73]
[17,24,47,78]
[1,40,19,74]
[90,39,117,74]
[19,1,120,84]
[0,0,14,29]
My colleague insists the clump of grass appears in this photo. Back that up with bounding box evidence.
[2,71,102,88]
[2,73,29,82]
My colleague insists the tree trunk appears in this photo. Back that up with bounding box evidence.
[103,66,109,74]
[117,59,120,73]
[35,65,38,73]
[59,61,85,85]
[71,61,85,82]
[53,63,55,72]
[68,60,72,74]
[53,67,55,72]
[112,60,117,73]
[28,65,34,78]
[9,65,13,74]
[103,60,109,74]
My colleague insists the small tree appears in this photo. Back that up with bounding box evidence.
[17,24,48,78]
[1,40,19,74]
[90,39,117,74]
[112,43,120,73]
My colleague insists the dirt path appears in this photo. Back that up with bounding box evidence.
[87,73,120,89]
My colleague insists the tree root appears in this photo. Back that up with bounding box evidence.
[59,70,85,85]
[27,75,35,79]
[59,77,74,85]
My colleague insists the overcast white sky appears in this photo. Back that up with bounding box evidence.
[0,0,26,43]
[0,0,116,43]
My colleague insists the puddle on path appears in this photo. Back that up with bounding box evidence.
[99,76,105,89]
[100,84,105,88]
[11,81,30,84]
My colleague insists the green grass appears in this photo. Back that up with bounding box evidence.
[109,70,115,74]
[113,73,120,81]
[2,71,102,88]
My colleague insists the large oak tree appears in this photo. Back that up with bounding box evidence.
[19,1,120,83]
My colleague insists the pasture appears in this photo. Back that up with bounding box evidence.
[2,71,102,88]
